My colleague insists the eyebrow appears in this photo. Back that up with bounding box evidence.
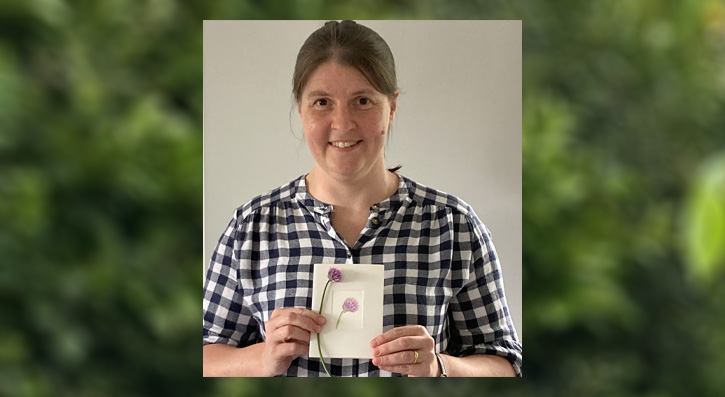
[351,89,377,97]
[306,90,330,98]
[305,89,378,98]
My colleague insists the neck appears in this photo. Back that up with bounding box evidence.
[306,166,398,210]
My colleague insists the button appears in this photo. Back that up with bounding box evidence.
[347,252,352,258]
[371,204,380,211]
[371,217,380,225]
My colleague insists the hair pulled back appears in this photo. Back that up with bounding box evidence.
[293,20,397,103]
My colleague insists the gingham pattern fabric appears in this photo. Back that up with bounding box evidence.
[203,174,522,377]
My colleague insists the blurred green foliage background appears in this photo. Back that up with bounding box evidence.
[1,0,724,396]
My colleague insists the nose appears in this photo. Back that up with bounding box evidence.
[330,105,355,131]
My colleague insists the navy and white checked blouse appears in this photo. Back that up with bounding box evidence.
[203,174,522,376]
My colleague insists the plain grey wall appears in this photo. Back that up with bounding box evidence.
[203,20,522,341]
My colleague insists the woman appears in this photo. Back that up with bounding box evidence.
[203,20,522,377]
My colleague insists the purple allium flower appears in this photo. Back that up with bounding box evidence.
[336,297,360,329]
[327,267,342,283]
[342,297,359,313]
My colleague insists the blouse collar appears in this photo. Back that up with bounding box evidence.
[292,173,411,215]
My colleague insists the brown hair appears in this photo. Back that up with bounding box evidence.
[293,20,398,103]
[293,20,402,172]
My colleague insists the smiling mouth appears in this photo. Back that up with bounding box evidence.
[330,141,361,148]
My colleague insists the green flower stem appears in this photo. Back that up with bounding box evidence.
[336,310,346,329]
[317,279,333,377]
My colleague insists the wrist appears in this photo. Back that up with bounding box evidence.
[250,342,277,377]
[257,344,271,377]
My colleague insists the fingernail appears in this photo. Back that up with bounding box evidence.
[318,316,327,325]
[370,339,378,347]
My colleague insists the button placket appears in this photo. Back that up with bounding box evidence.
[369,203,382,227]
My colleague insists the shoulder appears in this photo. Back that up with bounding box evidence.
[402,175,476,217]
[232,176,304,223]
[401,175,491,239]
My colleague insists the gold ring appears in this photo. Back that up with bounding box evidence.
[413,350,419,364]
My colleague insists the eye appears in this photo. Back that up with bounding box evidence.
[358,97,370,105]
[314,99,328,106]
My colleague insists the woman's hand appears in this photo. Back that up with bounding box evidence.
[262,307,327,376]
[370,325,438,377]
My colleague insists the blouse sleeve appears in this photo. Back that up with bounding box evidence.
[445,213,523,376]
[203,215,261,347]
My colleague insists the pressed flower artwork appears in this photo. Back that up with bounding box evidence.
[309,264,384,364]
[336,297,359,328]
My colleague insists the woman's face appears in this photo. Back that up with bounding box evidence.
[299,61,397,182]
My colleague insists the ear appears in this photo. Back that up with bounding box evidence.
[389,90,399,122]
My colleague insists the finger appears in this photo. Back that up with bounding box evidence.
[268,309,326,334]
[370,325,428,348]
[373,335,431,357]
[271,307,327,326]
[270,316,321,336]
[271,324,315,345]
[270,338,310,361]
[372,349,421,367]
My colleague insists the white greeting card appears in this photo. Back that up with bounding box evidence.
[308,263,384,359]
